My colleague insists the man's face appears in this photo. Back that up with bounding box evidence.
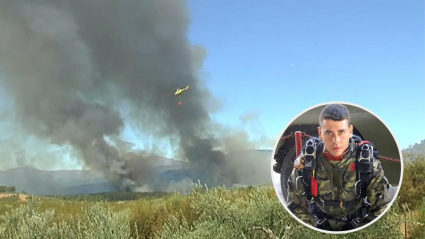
[318,119,353,157]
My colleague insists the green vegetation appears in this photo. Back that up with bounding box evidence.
[0,186,16,193]
[48,191,170,202]
[0,149,423,238]
[0,184,404,238]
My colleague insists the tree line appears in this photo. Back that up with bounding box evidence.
[0,186,16,193]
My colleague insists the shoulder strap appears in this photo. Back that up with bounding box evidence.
[300,137,322,201]
[355,140,378,204]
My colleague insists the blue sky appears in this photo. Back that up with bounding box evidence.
[187,0,425,149]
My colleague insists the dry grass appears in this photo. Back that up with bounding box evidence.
[0,193,29,202]
[400,210,422,239]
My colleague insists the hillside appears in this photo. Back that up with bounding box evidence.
[403,140,425,162]
[0,150,272,196]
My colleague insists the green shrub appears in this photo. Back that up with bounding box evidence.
[0,179,418,238]
[0,198,133,239]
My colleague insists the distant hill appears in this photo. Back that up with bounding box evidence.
[403,140,425,162]
[0,167,118,195]
[0,149,273,196]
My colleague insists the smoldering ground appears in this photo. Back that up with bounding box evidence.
[0,0,273,193]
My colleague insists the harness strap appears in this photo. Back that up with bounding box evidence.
[348,207,370,220]
[302,168,313,201]
[300,137,322,201]
[342,206,371,230]
[314,198,357,209]
[355,141,374,200]
[317,206,370,222]
[302,136,375,203]
[303,135,376,230]
[310,202,370,230]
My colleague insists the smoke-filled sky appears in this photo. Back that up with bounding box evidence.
[0,0,423,189]
[0,0,274,192]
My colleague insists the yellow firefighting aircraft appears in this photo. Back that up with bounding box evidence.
[174,85,190,96]
[174,85,190,105]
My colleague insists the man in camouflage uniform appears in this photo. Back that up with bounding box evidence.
[286,104,392,231]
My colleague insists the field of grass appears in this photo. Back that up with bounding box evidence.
[0,185,409,238]
[0,153,424,238]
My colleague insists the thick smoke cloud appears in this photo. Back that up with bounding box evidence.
[0,0,272,192]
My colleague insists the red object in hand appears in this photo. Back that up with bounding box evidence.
[178,102,183,105]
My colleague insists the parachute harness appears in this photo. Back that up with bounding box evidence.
[274,131,399,230]
[300,136,374,230]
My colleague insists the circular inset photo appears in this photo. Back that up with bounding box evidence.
[271,102,402,233]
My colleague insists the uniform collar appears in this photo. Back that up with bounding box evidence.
[323,147,349,161]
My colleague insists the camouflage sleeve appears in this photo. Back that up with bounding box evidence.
[286,168,316,226]
[365,159,392,219]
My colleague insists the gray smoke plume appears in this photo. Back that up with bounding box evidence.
[0,0,271,192]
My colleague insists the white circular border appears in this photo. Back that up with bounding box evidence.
[270,101,404,234]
